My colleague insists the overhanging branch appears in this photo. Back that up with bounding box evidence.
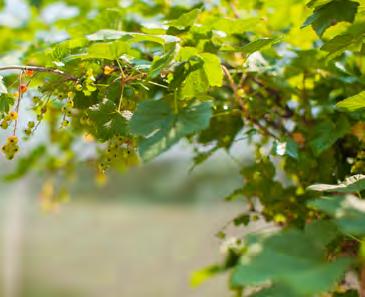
[0,65,77,80]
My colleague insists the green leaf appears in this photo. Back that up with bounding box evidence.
[84,41,131,60]
[200,53,223,87]
[148,47,175,79]
[307,0,333,8]
[232,228,350,295]
[216,18,260,34]
[302,0,359,36]
[237,38,277,55]
[309,195,365,235]
[181,68,209,99]
[198,111,243,149]
[87,30,180,45]
[0,75,8,94]
[223,188,244,202]
[0,94,14,113]
[305,220,339,249]
[321,34,354,53]
[309,116,350,156]
[129,100,173,136]
[88,98,128,141]
[233,214,250,226]
[130,100,212,160]
[196,17,260,35]
[190,265,222,287]
[336,91,365,111]
[307,174,365,193]
[167,8,201,29]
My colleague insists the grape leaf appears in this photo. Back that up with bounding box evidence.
[87,30,180,44]
[302,0,359,36]
[232,227,350,295]
[309,195,365,235]
[336,91,365,111]
[181,68,209,99]
[0,94,14,113]
[148,47,176,79]
[88,98,128,141]
[200,53,223,87]
[130,99,212,160]
[309,116,350,156]
[238,38,277,55]
[167,8,200,29]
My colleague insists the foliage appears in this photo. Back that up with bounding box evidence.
[2,0,365,296]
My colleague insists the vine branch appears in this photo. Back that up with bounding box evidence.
[0,65,76,80]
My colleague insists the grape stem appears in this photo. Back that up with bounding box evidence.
[0,65,77,80]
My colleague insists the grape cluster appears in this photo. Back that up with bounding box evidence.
[1,136,19,160]
[61,92,75,128]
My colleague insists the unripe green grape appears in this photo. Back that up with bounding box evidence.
[66,100,74,108]
[1,121,9,129]
[32,96,40,104]
[62,120,70,127]
[27,121,35,128]
[24,128,32,136]
[7,136,18,144]
[11,146,19,153]
[80,115,88,125]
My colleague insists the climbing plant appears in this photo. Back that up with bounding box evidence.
[2,0,365,296]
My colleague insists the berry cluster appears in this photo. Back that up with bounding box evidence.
[24,121,35,136]
[75,69,96,96]
[1,111,18,129]
[61,92,75,128]
[2,136,19,160]
[99,136,139,171]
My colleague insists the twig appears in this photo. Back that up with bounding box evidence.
[222,65,279,139]
[0,65,76,80]
[13,71,23,136]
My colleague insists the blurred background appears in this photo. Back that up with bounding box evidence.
[0,145,250,297]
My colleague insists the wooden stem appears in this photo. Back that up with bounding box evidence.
[0,65,76,80]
